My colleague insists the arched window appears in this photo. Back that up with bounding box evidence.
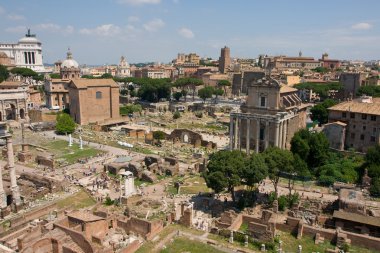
[96,91,102,99]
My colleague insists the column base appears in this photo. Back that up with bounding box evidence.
[11,186,22,207]
[0,191,6,209]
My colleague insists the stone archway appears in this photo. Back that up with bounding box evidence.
[20,108,25,119]
[5,104,16,120]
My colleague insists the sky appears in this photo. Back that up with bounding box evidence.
[1,0,380,65]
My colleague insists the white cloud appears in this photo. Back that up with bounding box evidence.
[128,16,140,22]
[178,27,194,39]
[118,0,160,5]
[5,25,27,33]
[79,24,121,37]
[143,18,165,32]
[351,22,372,30]
[7,14,25,21]
[35,23,61,32]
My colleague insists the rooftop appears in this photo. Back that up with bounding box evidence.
[67,211,104,222]
[333,210,380,227]
[69,78,119,89]
[328,97,380,116]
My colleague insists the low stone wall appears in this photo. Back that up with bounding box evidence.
[119,240,141,253]
[117,217,163,240]
[53,223,95,253]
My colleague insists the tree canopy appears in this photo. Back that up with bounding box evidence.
[0,65,9,83]
[294,82,342,100]
[198,86,214,102]
[204,150,246,202]
[310,99,338,125]
[357,85,380,97]
[137,79,172,102]
[56,112,76,135]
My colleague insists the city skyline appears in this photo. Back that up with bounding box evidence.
[1,0,380,65]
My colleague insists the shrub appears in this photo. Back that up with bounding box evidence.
[278,195,288,211]
[194,111,203,118]
[173,111,181,119]
[56,112,76,135]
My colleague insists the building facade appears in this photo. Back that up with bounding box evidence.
[0,30,46,73]
[0,81,29,121]
[230,77,308,153]
[116,56,131,77]
[327,96,380,152]
[219,46,231,74]
[68,79,120,125]
[44,49,80,109]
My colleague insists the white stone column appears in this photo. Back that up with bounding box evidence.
[234,117,239,150]
[246,119,250,154]
[0,164,7,208]
[264,121,269,149]
[7,137,21,205]
[282,120,288,149]
[274,122,280,147]
[278,121,283,149]
[255,120,260,153]
[229,117,234,150]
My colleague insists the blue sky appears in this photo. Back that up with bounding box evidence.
[1,0,380,65]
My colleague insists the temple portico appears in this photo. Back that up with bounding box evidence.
[229,76,308,153]
[229,112,296,153]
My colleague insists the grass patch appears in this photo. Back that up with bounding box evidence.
[43,140,104,165]
[239,222,248,233]
[161,237,224,253]
[180,186,211,194]
[56,189,96,209]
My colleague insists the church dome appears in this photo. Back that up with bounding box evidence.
[18,36,40,44]
[18,29,40,44]
[61,49,79,69]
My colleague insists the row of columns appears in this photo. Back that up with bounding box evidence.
[0,136,21,208]
[24,51,36,65]
[229,116,290,153]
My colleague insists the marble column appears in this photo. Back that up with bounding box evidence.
[264,121,269,149]
[7,137,21,205]
[278,121,283,149]
[238,118,242,151]
[255,120,260,153]
[229,118,234,150]
[282,120,288,149]
[234,117,239,150]
[0,164,7,208]
[274,122,280,147]
[246,119,250,154]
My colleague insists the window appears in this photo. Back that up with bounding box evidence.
[362,114,367,120]
[353,125,356,129]
[371,115,377,121]
[350,113,355,119]
[260,97,266,107]
[363,126,366,131]
[259,128,265,140]
[374,128,377,133]
[351,133,355,139]
[96,91,102,99]
[342,112,347,118]
[360,134,365,140]
[371,136,376,142]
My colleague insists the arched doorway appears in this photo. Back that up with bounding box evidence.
[5,104,16,120]
[6,194,12,206]
[0,111,2,121]
[19,108,25,119]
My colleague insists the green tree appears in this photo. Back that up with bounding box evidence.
[213,88,224,101]
[217,80,231,97]
[244,153,268,190]
[173,91,183,101]
[263,147,294,198]
[120,104,142,116]
[181,89,188,101]
[10,67,38,78]
[310,99,338,125]
[56,112,76,135]
[370,177,380,197]
[308,132,330,168]
[100,73,113,79]
[357,85,380,97]
[204,150,246,203]
[290,133,310,159]
[153,130,166,141]
[175,78,203,101]
[49,73,61,79]
[137,79,172,102]
[0,65,9,83]
[198,86,214,103]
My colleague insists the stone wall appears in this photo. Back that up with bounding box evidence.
[117,217,163,240]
